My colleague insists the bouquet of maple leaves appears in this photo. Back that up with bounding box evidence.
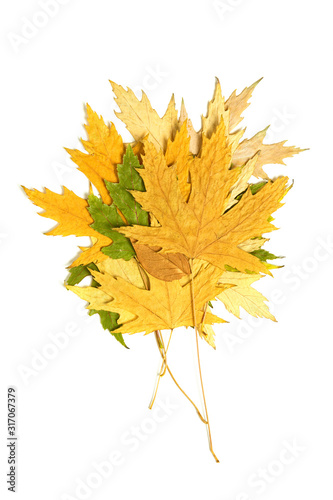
[24,78,303,461]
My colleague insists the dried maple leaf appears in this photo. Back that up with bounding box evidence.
[87,192,137,260]
[22,186,111,267]
[133,243,191,282]
[66,104,124,204]
[110,80,178,151]
[224,78,263,131]
[232,126,306,178]
[116,119,289,275]
[217,272,276,320]
[68,261,228,335]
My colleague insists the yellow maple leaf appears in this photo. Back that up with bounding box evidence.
[217,272,276,320]
[68,261,228,335]
[65,104,124,204]
[116,117,289,275]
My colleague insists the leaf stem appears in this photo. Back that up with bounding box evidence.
[149,330,172,408]
[149,330,207,424]
[189,259,219,463]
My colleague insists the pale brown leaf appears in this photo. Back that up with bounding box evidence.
[134,243,190,282]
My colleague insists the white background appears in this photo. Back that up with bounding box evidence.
[1,1,333,499]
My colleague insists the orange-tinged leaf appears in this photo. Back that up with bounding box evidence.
[22,186,111,266]
[132,140,145,161]
[65,150,113,205]
[82,104,123,160]
[66,104,124,204]
[22,186,96,237]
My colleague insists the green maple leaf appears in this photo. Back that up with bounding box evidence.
[116,144,145,189]
[87,145,148,260]
[106,145,148,226]
[88,194,135,260]
[105,181,148,226]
